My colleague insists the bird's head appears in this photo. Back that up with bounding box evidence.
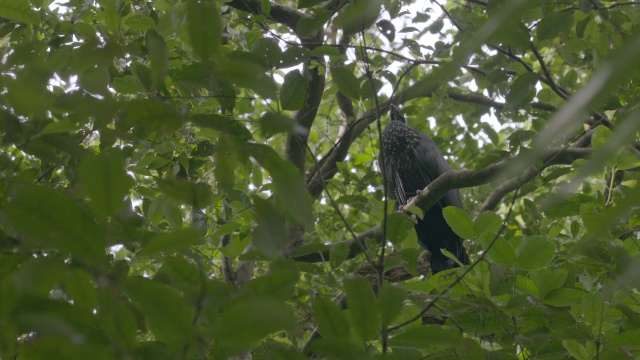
[390,104,407,124]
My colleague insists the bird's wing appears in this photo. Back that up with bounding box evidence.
[412,133,463,208]
[381,153,407,205]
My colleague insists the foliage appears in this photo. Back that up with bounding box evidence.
[1,0,640,358]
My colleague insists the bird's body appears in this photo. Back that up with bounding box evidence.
[381,107,469,273]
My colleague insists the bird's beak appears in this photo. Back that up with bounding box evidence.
[390,104,399,117]
[390,104,405,123]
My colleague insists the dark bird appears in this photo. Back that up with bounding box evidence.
[381,105,469,273]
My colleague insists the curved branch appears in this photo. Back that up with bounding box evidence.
[306,84,559,198]
[285,56,326,172]
[227,0,312,32]
[403,147,592,212]
[296,147,592,263]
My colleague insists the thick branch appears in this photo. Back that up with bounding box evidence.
[306,84,559,198]
[447,91,557,112]
[227,0,312,32]
[296,147,591,263]
[285,57,326,172]
[403,147,592,212]
[292,225,382,263]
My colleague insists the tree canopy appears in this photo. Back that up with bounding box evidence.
[1,0,640,358]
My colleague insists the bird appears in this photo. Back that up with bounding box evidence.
[381,105,469,274]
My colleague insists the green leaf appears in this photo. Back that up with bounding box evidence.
[243,267,299,301]
[308,339,368,359]
[249,144,314,228]
[330,66,360,100]
[214,297,296,355]
[389,326,462,349]
[99,0,120,34]
[344,276,380,342]
[64,269,98,312]
[261,0,271,15]
[0,0,40,24]
[386,212,413,245]
[36,121,78,136]
[12,257,65,296]
[530,269,568,298]
[506,73,538,106]
[138,228,202,257]
[124,99,182,135]
[443,206,474,239]
[474,211,502,237]
[259,112,296,138]
[537,12,574,41]
[277,47,310,68]
[77,152,134,217]
[609,329,640,349]
[562,340,590,360]
[312,297,351,340]
[483,234,516,267]
[215,56,278,99]
[298,0,324,8]
[124,15,156,31]
[280,70,308,110]
[98,289,137,348]
[4,186,106,265]
[516,236,555,271]
[376,19,395,41]
[515,275,538,296]
[252,197,287,258]
[213,135,238,194]
[156,178,213,209]
[186,0,221,61]
[124,277,194,346]
[191,114,252,139]
[334,0,381,35]
[251,38,282,68]
[379,284,405,325]
[145,30,168,88]
[112,75,145,94]
[543,288,585,307]
[329,242,349,268]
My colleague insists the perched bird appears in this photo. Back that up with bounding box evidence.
[381,105,469,273]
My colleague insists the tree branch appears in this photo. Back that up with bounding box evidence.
[403,147,592,212]
[306,85,559,199]
[296,147,592,263]
[227,0,312,32]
